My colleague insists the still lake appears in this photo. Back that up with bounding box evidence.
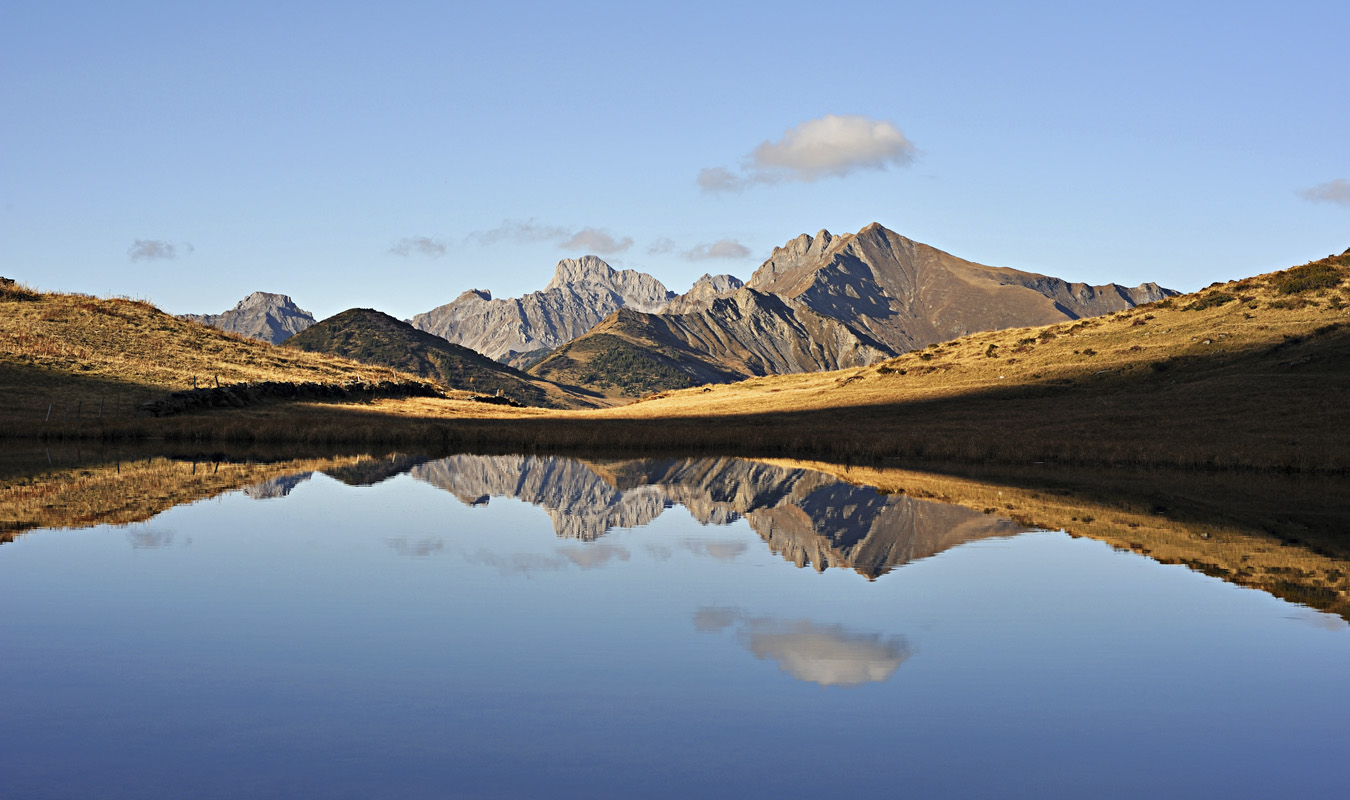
[2,453,1348,798]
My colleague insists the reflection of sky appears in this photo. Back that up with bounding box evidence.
[695,606,912,687]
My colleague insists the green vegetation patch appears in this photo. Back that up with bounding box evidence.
[1183,292,1236,311]
[284,309,554,407]
[546,333,698,397]
[1268,261,1346,295]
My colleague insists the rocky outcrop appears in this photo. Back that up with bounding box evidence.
[661,273,745,314]
[411,256,676,367]
[527,288,891,396]
[183,291,316,344]
[747,223,1177,352]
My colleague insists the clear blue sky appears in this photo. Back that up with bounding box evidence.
[3,0,1346,321]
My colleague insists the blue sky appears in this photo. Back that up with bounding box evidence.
[3,0,1347,321]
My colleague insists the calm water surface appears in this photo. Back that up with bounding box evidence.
[2,455,1347,798]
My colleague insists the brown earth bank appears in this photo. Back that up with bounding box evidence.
[3,444,1346,620]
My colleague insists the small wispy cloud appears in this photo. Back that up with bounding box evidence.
[1300,178,1350,206]
[468,219,571,246]
[128,239,192,261]
[647,237,677,255]
[561,227,633,255]
[388,236,447,258]
[701,114,917,193]
[467,219,636,256]
[684,239,752,260]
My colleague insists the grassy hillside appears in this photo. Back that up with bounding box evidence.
[5,251,1348,473]
[528,326,712,397]
[576,249,1349,469]
[0,285,440,429]
[283,308,590,408]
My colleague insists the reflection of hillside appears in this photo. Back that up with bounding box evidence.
[411,454,1031,576]
[321,453,429,486]
[0,454,374,539]
[6,448,1344,619]
[773,459,1350,621]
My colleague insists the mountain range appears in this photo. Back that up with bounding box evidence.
[186,223,1176,401]
[409,255,675,369]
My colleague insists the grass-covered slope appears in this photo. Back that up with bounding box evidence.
[527,320,727,398]
[528,290,889,398]
[590,249,1350,469]
[283,308,581,407]
[0,284,432,427]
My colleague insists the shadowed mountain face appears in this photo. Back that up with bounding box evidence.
[183,291,316,344]
[408,454,1032,577]
[527,288,891,396]
[410,256,675,368]
[282,308,578,408]
[747,224,1175,352]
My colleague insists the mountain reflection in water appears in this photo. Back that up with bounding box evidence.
[245,454,1034,579]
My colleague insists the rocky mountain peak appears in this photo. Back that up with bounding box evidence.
[183,291,316,344]
[750,228,840,287]
[232,291,303,313]
[691,273,744,294]
[661,272,746,314]
[545,255,617,290]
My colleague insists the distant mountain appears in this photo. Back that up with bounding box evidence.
[661,273,745,314]
[283,308,588,408]
[410,256,675,368]
[746,223,1175,353]
[527,288,890,397]
[183,291,315,344]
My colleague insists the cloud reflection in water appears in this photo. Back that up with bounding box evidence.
[695,606,913,687]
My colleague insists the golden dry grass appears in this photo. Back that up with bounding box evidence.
[0,285,432,424]
[3,255,1348,472]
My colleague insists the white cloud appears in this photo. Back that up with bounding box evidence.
[388,236,447,258]
[128,239,192,261]
[700,114,917,193]
[684,239,752,260]
[1300,179,1350,206]
[561,227,633,255]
